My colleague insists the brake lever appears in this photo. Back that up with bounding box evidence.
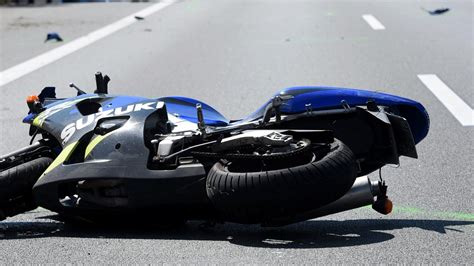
[69,83,86,96]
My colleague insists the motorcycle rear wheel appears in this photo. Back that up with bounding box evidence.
[206,139,357,224]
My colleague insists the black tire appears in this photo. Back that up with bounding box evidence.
[0,157,53,220]
[206,139,357,223]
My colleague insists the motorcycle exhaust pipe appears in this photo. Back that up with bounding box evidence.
[302,176,382,219]
[264,176,388,227]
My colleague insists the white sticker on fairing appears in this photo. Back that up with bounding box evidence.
[167,113,198,133]
[60,101,164,143]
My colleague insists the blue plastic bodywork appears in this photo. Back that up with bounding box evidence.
[22,113,36,124]
[23,86,429,144]
[22,94,149,124]
[158,96,229,126]
[244,86,429,144]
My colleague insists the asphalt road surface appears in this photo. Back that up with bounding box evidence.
[0,0,473,263]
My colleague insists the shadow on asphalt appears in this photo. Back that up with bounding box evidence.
[1,218,472,249]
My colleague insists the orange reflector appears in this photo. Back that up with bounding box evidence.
[384,198,393,214]
[372,197,393,215]
[26,95,39,103]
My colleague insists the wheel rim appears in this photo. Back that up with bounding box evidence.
[224,139,332,172]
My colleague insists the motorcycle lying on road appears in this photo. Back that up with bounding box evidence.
[0,73,429,226]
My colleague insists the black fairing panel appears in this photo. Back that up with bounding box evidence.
[33,161,207,214]
[32,99,208,214]
[30,94,163,147]
[274,107,401,175]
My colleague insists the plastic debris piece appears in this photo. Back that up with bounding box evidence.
[45,32,63,42]
[430,8,450,15]
[422,7,450,15]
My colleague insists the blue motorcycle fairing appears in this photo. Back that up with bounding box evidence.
[22,94,149,124]
[158,96,229,126]
[243,86,429,144]
[22,94,229,127]
[22,87,428,144]
[22,113,36,124]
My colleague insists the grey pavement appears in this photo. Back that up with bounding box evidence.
[0,2,153,69]
[0,0,473,264]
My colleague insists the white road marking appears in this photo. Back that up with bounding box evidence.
[418,74,473,126]
[0,0,177,87]
[362,14,386,30]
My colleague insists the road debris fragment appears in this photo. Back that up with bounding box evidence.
[45,32,63,42]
